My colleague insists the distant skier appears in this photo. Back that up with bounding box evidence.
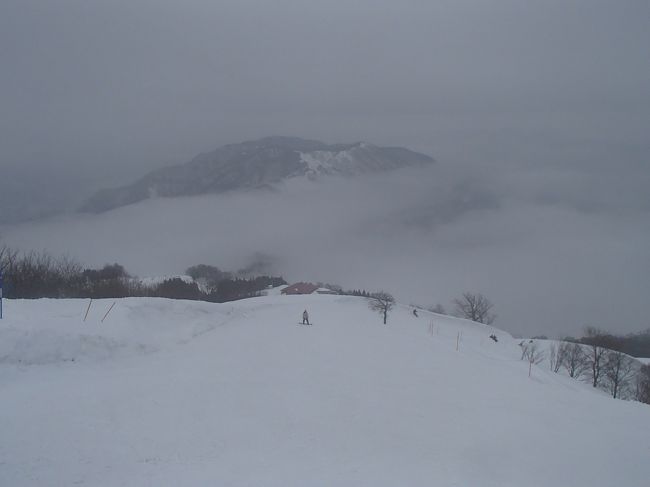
[412,309,419,318]
[302,309,310,325]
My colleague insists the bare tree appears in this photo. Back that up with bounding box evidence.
[604,351,637,399]
[0,243,18,275]
[635,364,650,404]
[453,292,496,325]
[56,255,84,298]
[522,341,545,365]
[520,340,545,377]
[368,291,395,325]
[548,342,567,373]
[560,341,589,379]
[582,327,610,388]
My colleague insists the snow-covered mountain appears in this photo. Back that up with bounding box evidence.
[80,136,434,213]
[1,294,648,486]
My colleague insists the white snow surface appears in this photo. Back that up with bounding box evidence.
[300,150,356,177]
[298,144,399,179]
[136,275,195,286]
[1,295,648,486]
[260,284,288,296]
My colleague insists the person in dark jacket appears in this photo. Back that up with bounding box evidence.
[302,309,310,325]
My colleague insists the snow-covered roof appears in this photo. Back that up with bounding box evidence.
[282,282,319,295]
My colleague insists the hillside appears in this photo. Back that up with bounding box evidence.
[1,295,649,486]
[80,137,434,213]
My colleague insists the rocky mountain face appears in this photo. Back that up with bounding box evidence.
[80,137,434,213]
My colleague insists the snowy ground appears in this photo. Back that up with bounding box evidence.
[1,295,649,486]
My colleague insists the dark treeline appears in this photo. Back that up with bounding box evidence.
[184,264,286,301]
[568,328,650,360]
[150,275,286,302]
[0,245,285,303]
[342,289,372,298]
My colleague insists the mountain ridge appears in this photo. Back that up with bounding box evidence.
[80,136,434,213]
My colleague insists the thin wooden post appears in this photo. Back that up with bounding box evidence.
[83,299,93,322]
[456,332,460,351]
[529,360,532,378]
[101,301,116,323]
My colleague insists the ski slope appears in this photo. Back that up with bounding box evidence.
[1,295,648,486]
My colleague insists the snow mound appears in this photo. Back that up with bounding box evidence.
[0,298,232,365]
[0,327,139,365]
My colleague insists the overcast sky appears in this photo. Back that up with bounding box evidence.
[1,0,649,336]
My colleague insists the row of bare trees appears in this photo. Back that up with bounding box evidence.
[0,243,286,302]
[523,328,649,403]
[366,287,650,404]
[0,245,160,299]
[367,291,496,328]
[1,244,86,298]
[368,291,496,327]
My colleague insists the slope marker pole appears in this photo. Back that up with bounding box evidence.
[83,299,93,322]
[101,301,116,323]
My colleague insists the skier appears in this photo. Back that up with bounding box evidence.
[412,308,419,318]
[302,309,310,325]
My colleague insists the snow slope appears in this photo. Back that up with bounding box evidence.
[1,295,648,486]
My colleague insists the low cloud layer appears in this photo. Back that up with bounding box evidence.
[2,161,648,338]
